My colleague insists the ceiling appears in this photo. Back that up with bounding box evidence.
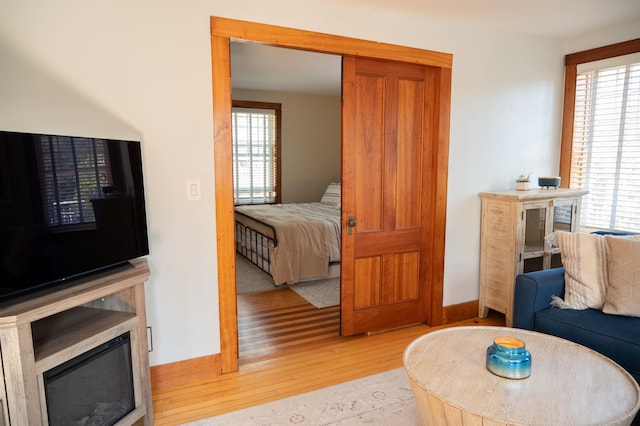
[230,0,640,96]
[231,42,342,97]
[331,0,640,39]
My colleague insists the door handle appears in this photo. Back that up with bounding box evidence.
[347,216,357,235]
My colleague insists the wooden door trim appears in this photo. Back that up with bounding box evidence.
[430,66,451,322]
[211,17,452,69]
[211,17,451,374]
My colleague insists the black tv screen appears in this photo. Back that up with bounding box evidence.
[0,130,149,303]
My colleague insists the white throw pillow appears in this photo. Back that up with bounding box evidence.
[556,231,608,310]
[602,235,640,317]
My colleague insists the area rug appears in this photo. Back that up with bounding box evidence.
[236,254,276,294]
[237,254,340,308]
[182,368,419,425]
[290,278,340,309]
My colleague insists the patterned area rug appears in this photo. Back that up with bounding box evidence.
[182,368,419,425]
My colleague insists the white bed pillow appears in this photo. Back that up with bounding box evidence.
[320,182,341,208]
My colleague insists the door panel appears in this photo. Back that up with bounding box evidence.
[396,78,425,230]
[390,251,420,302]
[341,57,435,336]
[354,257,382,308]
[354,73,385,232]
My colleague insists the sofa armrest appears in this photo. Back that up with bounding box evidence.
[513,268,565,330]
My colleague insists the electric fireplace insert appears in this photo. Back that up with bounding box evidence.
[43,332,135,426]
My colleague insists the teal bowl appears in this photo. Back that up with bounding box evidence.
[486,336,531,379]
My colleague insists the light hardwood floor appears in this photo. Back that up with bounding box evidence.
[151,288,505,425]
[238,287,340,364]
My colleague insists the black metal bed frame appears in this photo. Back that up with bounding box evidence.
[235,217,276,277]
[235,209,341,283]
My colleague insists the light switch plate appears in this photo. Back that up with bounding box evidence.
[187,179,201,201]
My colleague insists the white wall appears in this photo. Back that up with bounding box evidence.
[1,0,637,366]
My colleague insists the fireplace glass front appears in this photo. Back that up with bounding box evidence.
[43,332,135,426]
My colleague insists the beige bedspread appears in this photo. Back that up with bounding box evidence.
[234,203,341,285]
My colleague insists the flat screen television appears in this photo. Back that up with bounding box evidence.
[0,130,149,304]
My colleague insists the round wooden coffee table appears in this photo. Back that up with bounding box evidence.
[403,326,640,425]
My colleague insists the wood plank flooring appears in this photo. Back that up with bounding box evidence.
[151,288,505,425]
[238,288,340,363]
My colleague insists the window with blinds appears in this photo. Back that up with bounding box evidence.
[37,136,113,226]
[570,55,640,233]
[232,103,280,205]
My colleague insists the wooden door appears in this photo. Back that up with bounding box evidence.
[341,57,440,336]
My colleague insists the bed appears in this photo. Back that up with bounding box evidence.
[235,183,341,286]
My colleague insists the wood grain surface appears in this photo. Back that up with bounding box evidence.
[404,326,640,426]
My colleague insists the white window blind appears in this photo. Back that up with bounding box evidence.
[232,107,277,204]
[38,136,113,226]
[570,57,640,233]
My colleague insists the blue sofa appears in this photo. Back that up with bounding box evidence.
[513,267,640,385]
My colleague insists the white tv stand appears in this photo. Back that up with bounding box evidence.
[0,259,152,426]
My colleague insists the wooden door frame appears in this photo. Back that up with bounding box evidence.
[211,17,452,374]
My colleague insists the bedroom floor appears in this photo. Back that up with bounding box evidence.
[237,288,340,364]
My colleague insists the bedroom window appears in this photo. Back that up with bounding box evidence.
[561,40,640,233]
[232,100,282,205]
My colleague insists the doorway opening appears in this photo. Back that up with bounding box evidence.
[212,17,451,374]
[230,42,343,363]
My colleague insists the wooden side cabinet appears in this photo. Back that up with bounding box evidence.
[478,189,587,326]
[0,259,152,426]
